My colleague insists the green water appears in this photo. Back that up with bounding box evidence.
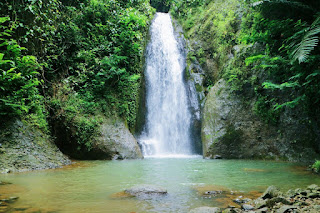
[1,157,319,213]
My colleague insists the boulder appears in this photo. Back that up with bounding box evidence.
[307,192,320,198]
[233,197,251,204]
[261,186,281,199]
[253,198,267,209]
[189,207,221,213]
[201,79,319,161]
[307,184,319,191]
[222,208,241,213]
[285,189,296,198]
[241,204,254,211]
[256,207,269,213]
[96,118,143,159]
[276,205,297,213]
[124,184,167,197]
[51,117,143,160]
[266,197,291,207]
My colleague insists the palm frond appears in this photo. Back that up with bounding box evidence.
[291,16,320,64]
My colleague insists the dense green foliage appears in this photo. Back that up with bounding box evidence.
[0,16,48,130]
[1,0,319,157]
[170,0,320,124]
[0,0,154,150]
[312,160,320,173]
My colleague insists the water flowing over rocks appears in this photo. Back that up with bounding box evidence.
[201,79,319,162]
[139,13,199,156]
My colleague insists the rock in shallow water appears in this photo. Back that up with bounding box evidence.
[204,190,222,196]
[261,186,281,199]
[307,184,319,191]
[189,207,221,213]
[276,205,297,213]
[124,184,167,197]
[0,197,19,204]
[241,204,254,210]
[253,198,267,209]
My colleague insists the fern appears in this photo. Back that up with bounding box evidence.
[273,95,305,111]
[291,15,320,63]
[262,81,299,90]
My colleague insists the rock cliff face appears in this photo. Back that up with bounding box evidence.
[0,119,71,173]
[51,117,143,160]
[202,79,319,162]
[172,18,204,154]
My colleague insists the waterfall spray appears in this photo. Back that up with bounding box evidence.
[139,13,194,157]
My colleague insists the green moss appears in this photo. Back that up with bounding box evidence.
[208,124,243,157]
[195,84,203,93]
[171,0,240,89]
[219,125,243,146]
[216,88,223,96]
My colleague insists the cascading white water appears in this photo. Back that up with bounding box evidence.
[139,13,194,157]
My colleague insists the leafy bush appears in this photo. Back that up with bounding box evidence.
[1,0,154,130]
[0,17,48,130]
[312,160,320,173]
[51,0,154,129]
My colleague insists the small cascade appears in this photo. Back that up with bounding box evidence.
[139,13,196,157]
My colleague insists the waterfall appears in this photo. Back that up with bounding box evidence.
[139,13,195,157]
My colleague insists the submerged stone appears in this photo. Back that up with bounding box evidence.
[110,191,133,199]
[193,185,229,196]
[204,190,222,196]
[189,206,221,213]
[0,181,11,185]
[124,184,167,197]
[1,196,19,203]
